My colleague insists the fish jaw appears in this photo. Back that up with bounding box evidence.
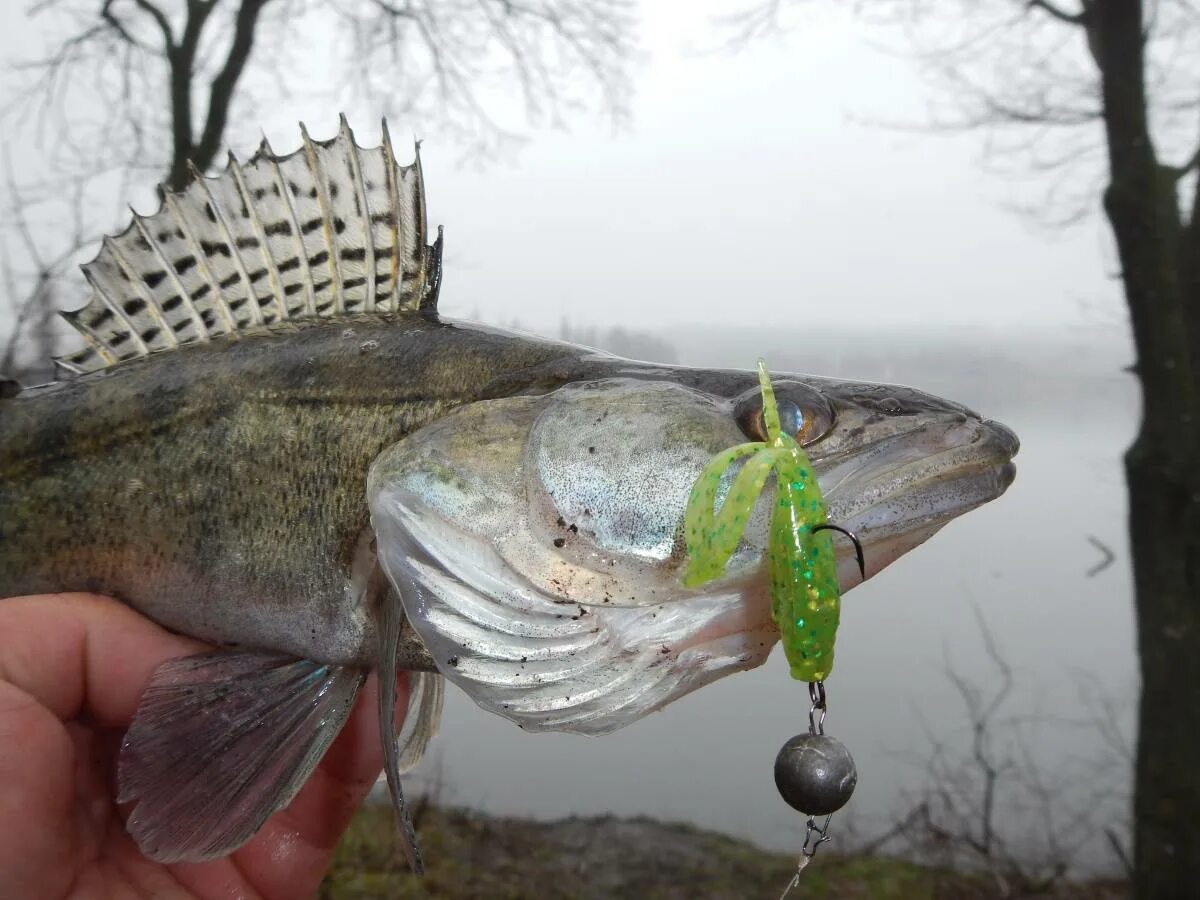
[368,361,1019,734]
[814,393,1019,585]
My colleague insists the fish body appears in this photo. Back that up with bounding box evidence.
[0,120,1019,870]
[0,313,571,667]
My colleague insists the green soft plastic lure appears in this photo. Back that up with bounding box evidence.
[683,361,843,682]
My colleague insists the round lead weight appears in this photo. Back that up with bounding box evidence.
[774,733,858,816]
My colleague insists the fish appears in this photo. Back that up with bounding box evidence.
[0,117,1019,873]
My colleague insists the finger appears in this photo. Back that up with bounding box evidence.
[0,593,207,899]
[0,593,205,726]
[0,679,78,900]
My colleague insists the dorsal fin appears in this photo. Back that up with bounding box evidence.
[56,117,438,376]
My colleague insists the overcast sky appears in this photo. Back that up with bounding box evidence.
[2,2,1124,345]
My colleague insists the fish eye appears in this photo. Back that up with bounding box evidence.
[734,384,833,446]
[776,400,805,436]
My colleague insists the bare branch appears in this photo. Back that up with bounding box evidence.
[1106,826,1134,878]
[716,0,785,48]
[1086,534,1116,576]
[162,0,220,188]
[1,0,636,377]
[101,0,142,47]
[1027,0,1089,27]
[127,0,175,47]
[0,159,94,379]
[192,0,273,175]
[333,0,633,159]
[865,605,1136,886]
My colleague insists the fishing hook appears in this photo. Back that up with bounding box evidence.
[811,524,866,580]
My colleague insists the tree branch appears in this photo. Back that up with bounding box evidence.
[2,0,635,376]
[346,0,633,154]
[1161,142,1200,186]
[165,0,219,190]
[192,0,273,175]
[0,163,91,380]
[1027,0,1089,26]
[129,0,176,47]
[100,0,142,47]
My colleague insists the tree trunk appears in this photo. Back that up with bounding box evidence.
[165,0,220,191]
[1126,446,1200,896]
[1092,2,1200,895]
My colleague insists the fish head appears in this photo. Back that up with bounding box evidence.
[368,358,1018,734]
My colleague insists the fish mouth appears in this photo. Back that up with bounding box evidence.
[821,418,1019,580]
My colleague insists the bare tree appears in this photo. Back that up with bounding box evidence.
[0,0,636,377]
[725,3,1199,895]
[0,166,97,382]
[15,0,635,186]
[874,612,1134,893]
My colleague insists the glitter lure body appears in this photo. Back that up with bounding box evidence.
[683,362,840,681]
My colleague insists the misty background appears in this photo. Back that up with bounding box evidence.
[0,0,1139,881]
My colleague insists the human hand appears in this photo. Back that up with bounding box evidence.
[0,593,407,900]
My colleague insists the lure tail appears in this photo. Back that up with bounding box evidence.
[682,360,842,681]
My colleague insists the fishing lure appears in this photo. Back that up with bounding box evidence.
[683,360,863,889]
[683,360,860,681]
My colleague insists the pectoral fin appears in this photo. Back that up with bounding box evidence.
[396,671,444,773]
[376,588,426,874]
[117,650,365,863]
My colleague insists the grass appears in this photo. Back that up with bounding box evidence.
[320,805,1127,899]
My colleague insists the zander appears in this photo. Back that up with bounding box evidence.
[0,118,1018,872]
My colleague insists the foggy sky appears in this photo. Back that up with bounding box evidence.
[0,2,1122,345]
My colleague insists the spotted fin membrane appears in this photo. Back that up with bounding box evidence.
[58,116,439,376]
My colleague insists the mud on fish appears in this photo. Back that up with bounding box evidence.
[0,117,1019,873]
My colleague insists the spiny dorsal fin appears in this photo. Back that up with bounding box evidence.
[57,117,437,376]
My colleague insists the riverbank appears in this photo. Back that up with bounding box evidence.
[319,806,1126,899]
